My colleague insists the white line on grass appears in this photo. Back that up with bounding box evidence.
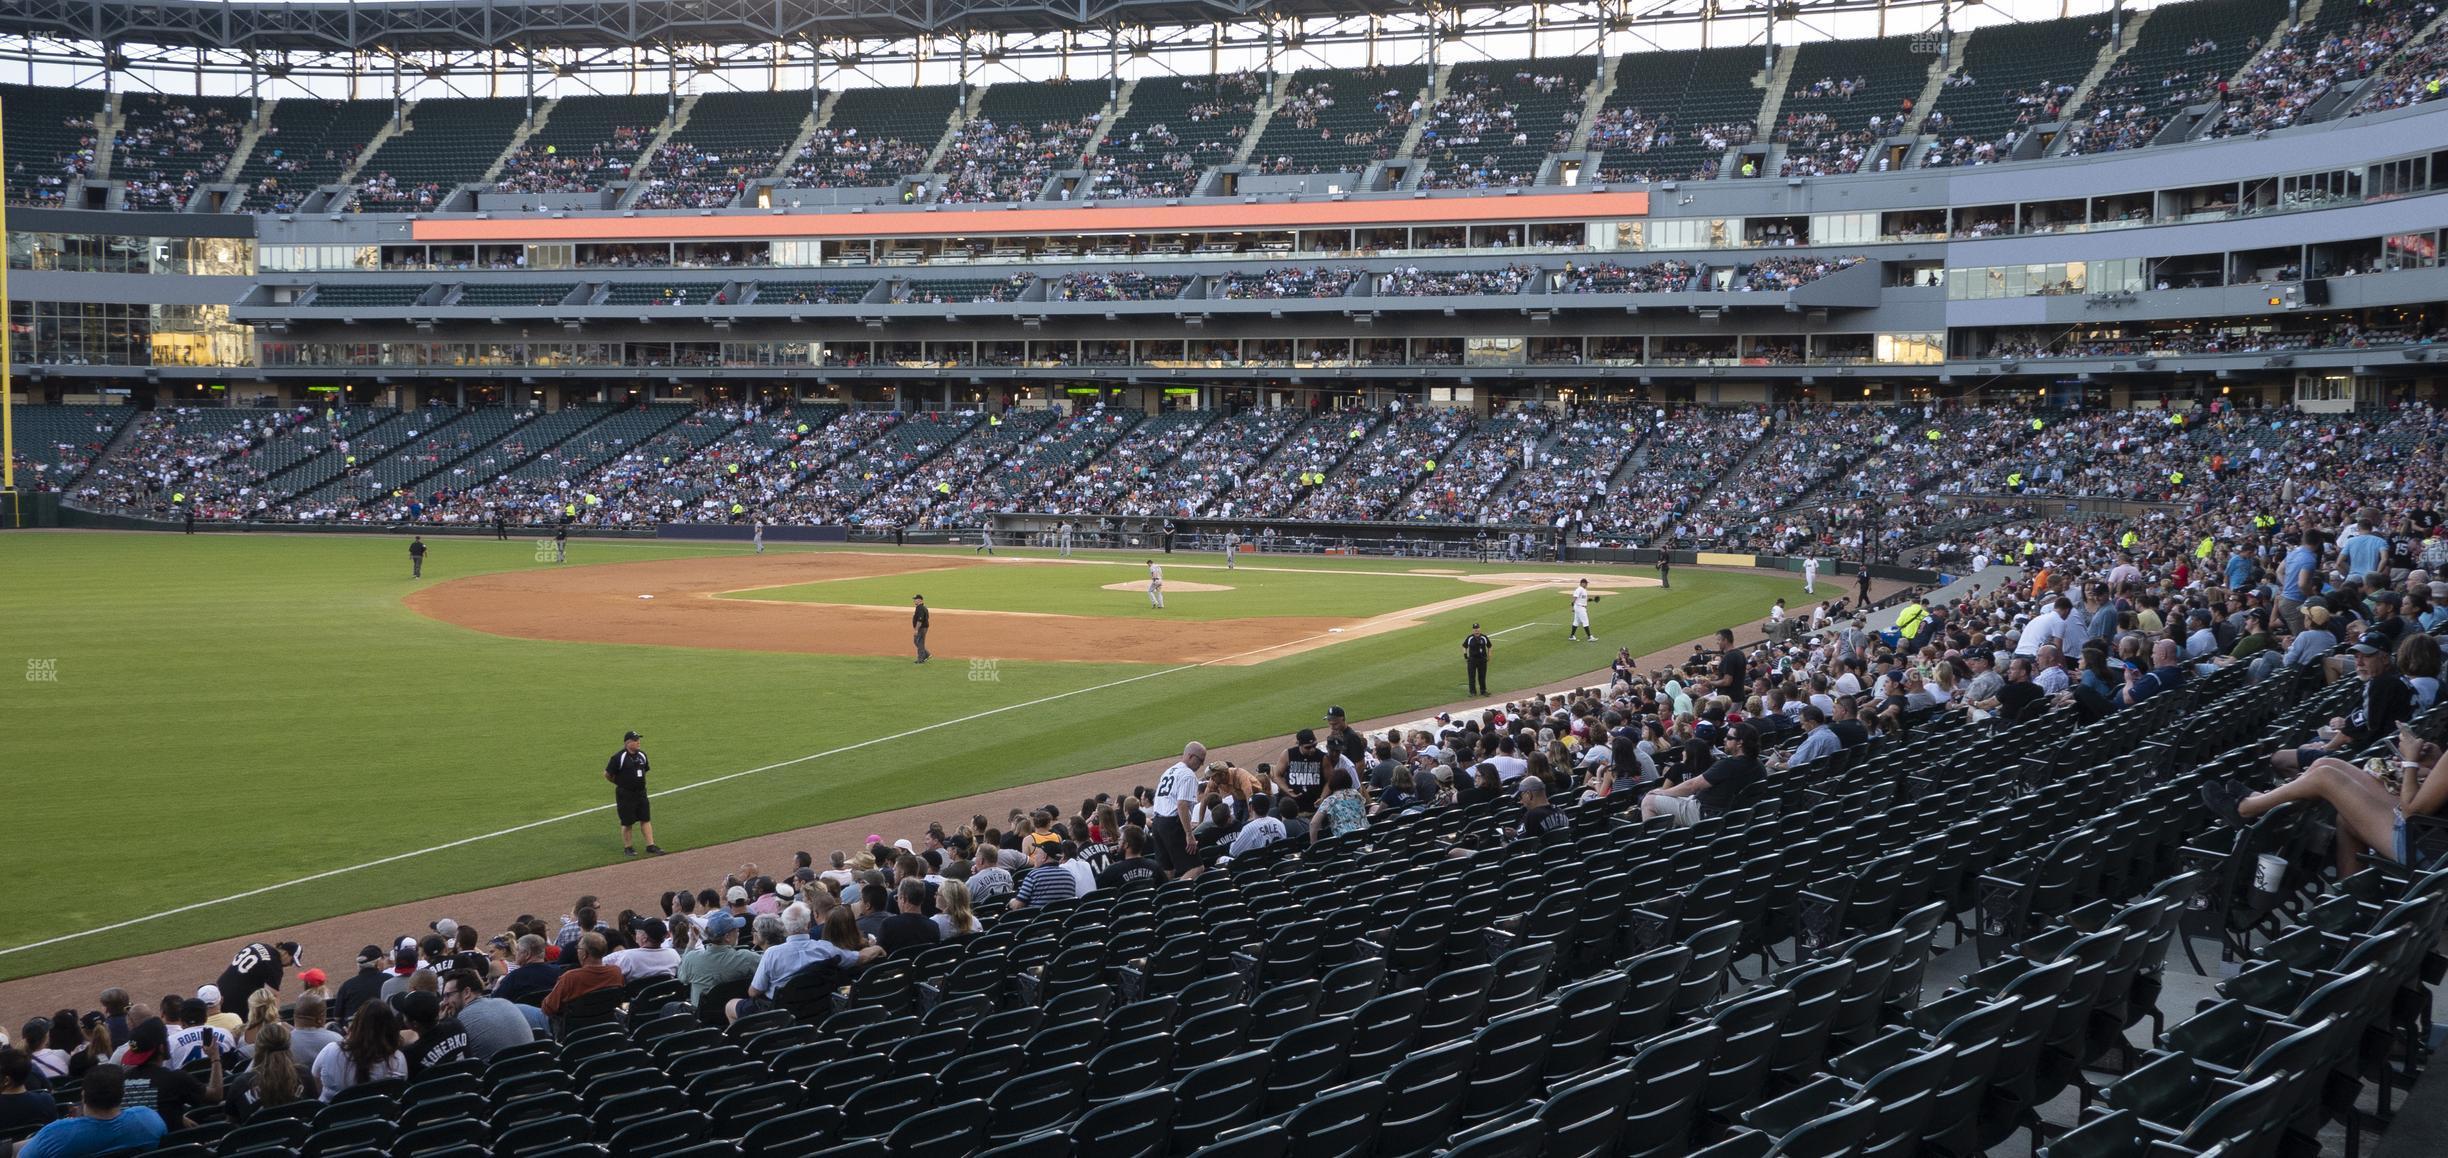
[2,595,1534,958]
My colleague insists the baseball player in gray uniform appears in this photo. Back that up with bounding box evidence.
[1146,560,1165,609]
[1222,530,1240,571]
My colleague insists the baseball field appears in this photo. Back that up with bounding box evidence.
[0,531,1801,982]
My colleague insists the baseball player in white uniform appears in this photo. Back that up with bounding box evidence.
[1802,554,1818,593]
[1147,560,1165,608]
[1568,579,1596,641]
[752,521,765,554]
[1058,521,1074,557]
[1222,530,1239,571]
[974,526,995,555]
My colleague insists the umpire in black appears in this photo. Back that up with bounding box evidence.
[1464,622,1494,696]
[912,594,931,664]
[606,730,661,858]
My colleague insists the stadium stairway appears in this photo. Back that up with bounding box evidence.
[219,101,275,186]
[769,89,838,179]
[1078,78,1136,160]
[613,94,700,209]
[335,107,406,186]
[483,98,557,185]
[84,92,121,181]
[1232,72,1297,167]
[1565,55,1619,152]
[921,85,988,178]
[1751,45,1801,150]
[2045,10,2159,157]
[1895,36,1962,168]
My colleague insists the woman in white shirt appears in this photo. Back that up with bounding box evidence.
[313,1000,408,1100]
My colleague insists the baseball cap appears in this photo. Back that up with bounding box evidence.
[893,839,915,853]
[1324,706,1346,720]
[278,940,304,966]
[703,911,744,943]
[774,881,797,901]
[398,991,441,1025]
[122,1019,167,1066]
[622,730,642,741]
[726,885,750,905]
[299,968,328,989]
[432,918,458,940]
[357,945,386,966]
[196,984,222,1006]
[1295,727,1318,744]
[2353,641,2387,655]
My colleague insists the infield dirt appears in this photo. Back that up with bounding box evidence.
[406,553,1660,666]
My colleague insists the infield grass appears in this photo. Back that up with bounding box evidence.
[734,554,1542,620]
[0,532,1798,980]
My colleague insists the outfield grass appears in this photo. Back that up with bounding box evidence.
[735,554,1530,621]
[0,533,1798,980]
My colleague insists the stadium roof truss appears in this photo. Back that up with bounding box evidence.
[0,0,1955,91]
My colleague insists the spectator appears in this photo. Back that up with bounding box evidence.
[1012,842,1080,910]
[286,994,341,1067]
[676,913,760,1011]
[14,1065,166,1158]
[115,1019,217,1128]
[931,880,983,940]
[311,1000,405,1101]
[221,1023,316,1123]
[0,1049,56,1136]
[491,935,559,1007]
[1643,722,1766,827]
[876,880,941,955]
[1310,765,1371,841]
[334,946,388,1025]
[396,992,466,1077]
[2208,726,2448,876]
[539,933,623,1020]
[1227,794,1287,857]
[605,918,680,983]
[2272,641,2416,777]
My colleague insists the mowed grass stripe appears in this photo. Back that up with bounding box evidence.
[0,534,1795,979]
[733,557,1492,620]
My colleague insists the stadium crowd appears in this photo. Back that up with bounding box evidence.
[19,424,2448,1150]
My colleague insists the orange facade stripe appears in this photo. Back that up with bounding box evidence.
[410,191,1649,244]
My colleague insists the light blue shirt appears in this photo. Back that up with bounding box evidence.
[748,934,855,995]
[2341,533,2387,581]
[17,1108,167,1158]
[1788,726,1842,768]
[2281,545,2318,598]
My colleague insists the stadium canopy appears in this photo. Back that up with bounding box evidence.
[0,0,1988,50]
[0,0,2136,97]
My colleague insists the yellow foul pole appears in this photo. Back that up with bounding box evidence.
[1,92,14,497]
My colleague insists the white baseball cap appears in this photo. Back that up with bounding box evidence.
[196,985,222,1006]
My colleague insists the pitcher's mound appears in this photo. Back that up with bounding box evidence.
[1101,580,1236,593]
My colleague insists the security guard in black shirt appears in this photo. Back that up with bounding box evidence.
[605,730,660,858]
[1464,623,1494,695]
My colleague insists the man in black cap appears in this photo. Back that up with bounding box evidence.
[605,730,660,857]
[912,594,931,664]
[409,535,428,579]
[334,945,389,1024]
[1463,622,1493,695]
